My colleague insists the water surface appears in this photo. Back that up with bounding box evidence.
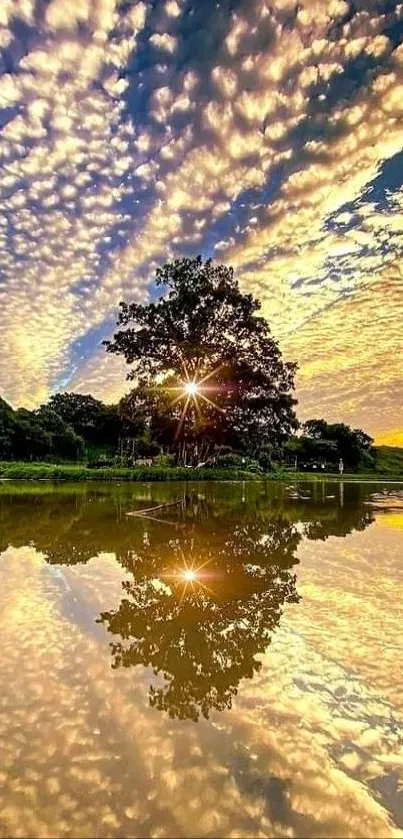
[0,480,402,838]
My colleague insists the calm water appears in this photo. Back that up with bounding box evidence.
[0,480,402,839]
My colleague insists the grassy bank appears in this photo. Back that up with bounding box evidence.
[0,461,261,482]
[0,459,402,482]
[374,446,403,476]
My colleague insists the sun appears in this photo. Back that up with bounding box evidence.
[184,381,199,397]
[165,360,225,441]
[182,569,198,582]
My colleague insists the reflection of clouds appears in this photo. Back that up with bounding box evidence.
[231,628,402,839]
[0,512,402,836]
[291,522,403,713]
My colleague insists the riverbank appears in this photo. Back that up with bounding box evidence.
[0,461,402,482]
[0,462,259,482]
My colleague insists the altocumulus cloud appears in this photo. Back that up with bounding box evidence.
[0,0,402,439]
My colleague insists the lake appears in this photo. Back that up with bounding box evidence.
[0,480,402,839]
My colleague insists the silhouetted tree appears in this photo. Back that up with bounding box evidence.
[0,398,83,461]
[105,256,298,461]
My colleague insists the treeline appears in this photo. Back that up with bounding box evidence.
[284,419,375,472]
[0,391,375,472]
[0,391,169,464]
[0,393,121,463]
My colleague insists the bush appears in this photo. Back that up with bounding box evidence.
[153,453,176,467]
[87,455,119,468]
[216,453,262,473]
[256,447,275,472]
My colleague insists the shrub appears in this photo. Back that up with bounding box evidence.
[256,447,275,472]
[216,453,262,473]
[87,455,118,469]
[153,453,176,467]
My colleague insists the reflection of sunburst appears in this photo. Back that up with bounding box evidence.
[161,552,215,605]
[167,359,225,440]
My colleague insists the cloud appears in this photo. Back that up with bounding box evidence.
[0,0,148,406]
[0,0,401,440]
[149,33,178,54]
[69,349,129,404]
[45,0,92,31]
[284,272,403,439]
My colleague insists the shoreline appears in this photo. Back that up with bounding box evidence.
[0,463,402,483]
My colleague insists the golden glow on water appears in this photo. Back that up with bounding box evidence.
[0,481,402,838]
[376,512,403,531]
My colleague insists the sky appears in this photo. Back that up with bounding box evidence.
[0,0,402,445]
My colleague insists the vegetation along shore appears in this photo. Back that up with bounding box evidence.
[0,449,402,483]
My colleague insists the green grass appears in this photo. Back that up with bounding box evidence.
[0,446,402,482]
[372,446,403,477]
[272,471,402,482]
[0,461,261,482]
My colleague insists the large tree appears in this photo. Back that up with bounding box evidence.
[105,257,298,460]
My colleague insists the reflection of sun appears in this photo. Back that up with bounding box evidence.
[162,554,214,604]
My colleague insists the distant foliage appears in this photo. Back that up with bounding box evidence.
[216,453,262,473]
[286,419,375,471]
[48,392,122,447]
[0,397,83,461]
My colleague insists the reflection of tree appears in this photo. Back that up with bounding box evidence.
[97,487,375,721]
[99,513,301,721]
[0,482,377,721]
[0,488,147,563]
[0,482,375,563]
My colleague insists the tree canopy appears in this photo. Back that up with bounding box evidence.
[105,256,298,460]
[0,391,124,463]
[0,397,84,461]
[48,392,121,448]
